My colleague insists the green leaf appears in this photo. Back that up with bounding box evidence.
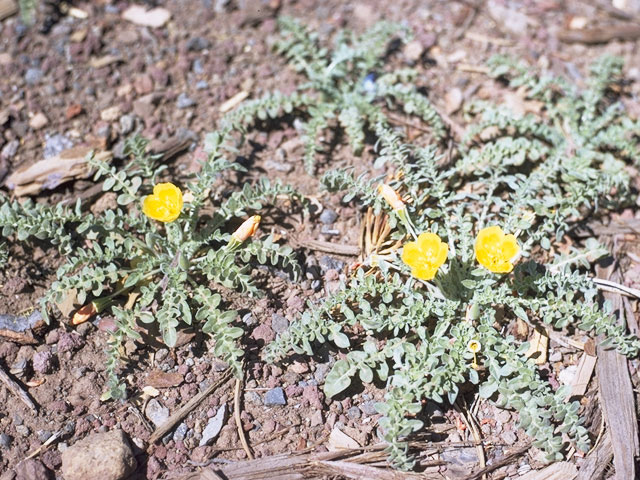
[324,360,353,398]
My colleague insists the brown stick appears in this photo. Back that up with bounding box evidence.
[0,364,37,413]
[148,369,232,445]
[464,443,532,480]
[299,239,360,256]
[558,24,640,44]
[234,376,254,459]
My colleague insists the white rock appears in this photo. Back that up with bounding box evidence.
[199,403,226,446]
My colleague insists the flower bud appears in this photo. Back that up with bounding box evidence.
[232,215,261,243]
[377,184,405,211]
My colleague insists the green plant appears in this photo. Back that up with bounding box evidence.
[0,133,302,399]
[221,17,447,174]
[265,52,640,469]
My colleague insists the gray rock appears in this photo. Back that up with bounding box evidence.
[15,425,30,436]
[155,348,169,362]
[359,400,377,416]
[177,92,196,109]
[119,115,135,135]
[145,399,169,427]
[314,363,331,383]
[242,313,256,327]
[43,134,73,158]
[192,59,205,75]
[186,37,211,51]
[320,226,340,236]
[25,68,43,85]
[173,422,188,442]
[199,404,226,446]
[441,446,478,465]
[501,430,517,446]
[0,433,13,448]
[37,430,52,443]
[319,256,345,273]
[196,80,209,90]
[245,391,262,405]
[61,429,136,480]
[346,406,361,420]
[319,209,338,225]
[271,314,289,334]
[264,387,286,406]
[1,140,19,160]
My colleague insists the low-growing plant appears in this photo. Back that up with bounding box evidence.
[221,17,447,174]
[0,133,302,399]
[265,49,640,469]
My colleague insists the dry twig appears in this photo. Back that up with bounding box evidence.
[234,374,254,459]
[0,363,37,412]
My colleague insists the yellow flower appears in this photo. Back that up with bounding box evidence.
[475,225,520,273]
[232,215,261,243]
[467,340,481,353]
[401,232,448,281]
[142,183,183,222]
[377,183,405,211]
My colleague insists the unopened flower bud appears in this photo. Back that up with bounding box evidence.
[377,184,405,211]
[232,215,261,243]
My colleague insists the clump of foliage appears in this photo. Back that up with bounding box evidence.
[266,43,640,469]
[0,133,301,399]
[221,17,447,174]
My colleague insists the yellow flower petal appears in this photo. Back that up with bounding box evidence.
[474,225,519,273]
[401,232,448,281]
[142,182,183,222]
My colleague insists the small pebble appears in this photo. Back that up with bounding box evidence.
[186,37,210,51]
[0,433,13,448]
[242,313,256,327]
[346,406,361,420]
[43,134,73,158]
[271,315,289,334]
[264,387,286,406]
[192,59,205,75]
[359,400,377,416]
[15,425,30,437]
[196,80,208,90]
[173,423,188,442]
[119,115,135,135]
[177,92,196,109]
[25,68,43,85]
[319,209,338,225]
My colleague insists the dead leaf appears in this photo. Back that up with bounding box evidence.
[56,289,78,317]
[525,329,548,365]
[122,5,171,28]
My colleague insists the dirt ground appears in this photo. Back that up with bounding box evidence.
[1,0,640,479]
